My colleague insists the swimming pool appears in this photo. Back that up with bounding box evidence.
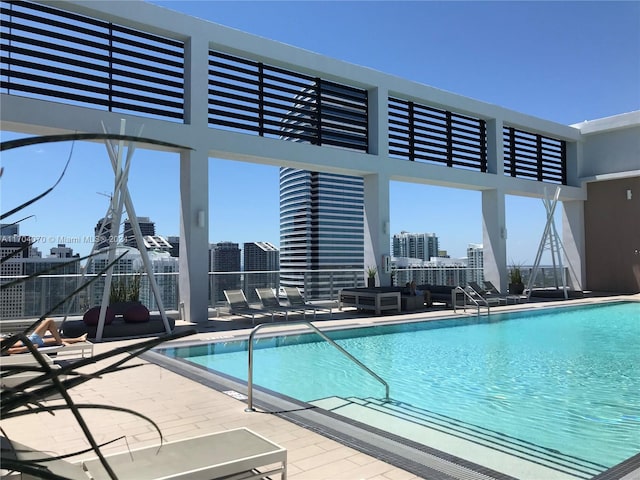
[159,301,640,478]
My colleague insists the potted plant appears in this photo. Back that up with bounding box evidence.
[109,273,142,315]
[508,263,525,295]
[366,266,377,288]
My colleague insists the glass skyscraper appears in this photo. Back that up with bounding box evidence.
[279,169,364,299]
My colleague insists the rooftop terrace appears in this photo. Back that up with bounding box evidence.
[3,295,639,480]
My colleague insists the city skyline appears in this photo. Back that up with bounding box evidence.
[1,1,638,264]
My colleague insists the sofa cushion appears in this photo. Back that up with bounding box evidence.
[83,306,115,326]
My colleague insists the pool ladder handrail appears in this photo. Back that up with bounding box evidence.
[452,286,491,316]
[245,321,390,412]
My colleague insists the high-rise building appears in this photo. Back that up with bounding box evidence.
[209,242,241,305]
[124,217,155,247]
[0,223,19,236]
[392,232,439,261]
[94,217,112,250]
[0,229,30,319]
[466,243,484,285]
[0,231,80,318]
[23,251,81,316]
[278,82,367,300]
[50,244,76,258]
[167,236,180,258]
[244,242,279,301]
[140,251,179,311]
[279,169,364,299]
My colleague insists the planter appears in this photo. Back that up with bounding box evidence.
[367,277,376,288]
[509,282,525,295]
[109,300,142,316]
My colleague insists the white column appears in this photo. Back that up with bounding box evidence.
[562,139,586,288]
[562,200,585,290]
[482,118,508,291]
[179,149,209,323]
[363,173,391,286]
[368,86,388,157]
[485,118,504,175]
[482,189,508,292]
[362,86,391,286]
[179,35,210,323]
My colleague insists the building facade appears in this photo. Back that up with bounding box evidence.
[392,232,440,262]
[0,234,31,319]
[124,217,156,247]
[243,241,279,302]
[209,242,241,305]
[280,169,364,299]
[0,233,81,319]
[466,243,484,286]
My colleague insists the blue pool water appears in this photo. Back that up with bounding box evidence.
[162,302,640,469]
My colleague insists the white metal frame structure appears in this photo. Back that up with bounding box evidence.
[526,187,583,300]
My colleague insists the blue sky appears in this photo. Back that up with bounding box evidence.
[1,1,638,264]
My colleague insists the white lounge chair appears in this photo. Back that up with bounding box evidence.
[255,288,306,320]
[464,285,502,307]
[468,281,507,305]
[483,280,522,304]
[1,351,66,401]
[1,318,94,359]
[224,289,273,324]
[282,287,336,318]
[3,428,287,480]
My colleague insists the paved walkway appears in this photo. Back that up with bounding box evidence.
[3,295,636,479]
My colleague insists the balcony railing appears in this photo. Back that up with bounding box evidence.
[0,266,568,320]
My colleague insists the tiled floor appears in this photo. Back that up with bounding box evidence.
[3,294,638,480]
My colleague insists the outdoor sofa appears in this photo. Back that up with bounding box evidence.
[339,284,456,314]
[60,303,175,340]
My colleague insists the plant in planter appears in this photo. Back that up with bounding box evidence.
[109,273,141,309]
[106,273,152,323]
[508,262,525,295]
[366,266,377,288]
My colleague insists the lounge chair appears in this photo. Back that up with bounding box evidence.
[255,288,306,320]
[464,285,502,307]
[3,427,287,479]
[223,289,273,324]
[282,287,336,318]
[483,280,522,304]
[468,282,507,306]
[1,319,94,359]
[1,351,66,401]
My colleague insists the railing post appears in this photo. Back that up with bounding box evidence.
[245,321,389,412]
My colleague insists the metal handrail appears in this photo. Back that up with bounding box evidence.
[452,286,490,316]
[245,321,390,412]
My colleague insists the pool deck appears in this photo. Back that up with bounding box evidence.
[3,294,639,480]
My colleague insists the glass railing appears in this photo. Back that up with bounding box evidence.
[0,266,570,320]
